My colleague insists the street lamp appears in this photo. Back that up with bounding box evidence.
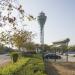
[37,12,47,58]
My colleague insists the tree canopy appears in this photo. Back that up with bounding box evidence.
[11,30,33,50]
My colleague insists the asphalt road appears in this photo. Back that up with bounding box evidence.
[0,54,11,66]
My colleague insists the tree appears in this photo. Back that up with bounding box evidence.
[0,0,35,29]
[43,44,50,52]
[0,31,13,47]
[0,0,36,48]
[35,44,52,53]
[25,42,36,51]
[69,45,75,52]
[0,32,9,45]
[11,30,33,51]
[0,44,4,51]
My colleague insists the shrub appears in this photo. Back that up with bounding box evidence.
[11,52,19,63]
[15,58,47,75]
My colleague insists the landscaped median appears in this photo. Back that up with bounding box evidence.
[0,53,47,75]
[0,57,30,75]
[15,58,47,75]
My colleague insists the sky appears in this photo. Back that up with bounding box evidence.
[0,0,75,45]
[18,0,75,45]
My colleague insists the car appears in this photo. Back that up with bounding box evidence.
[44,53,61,59]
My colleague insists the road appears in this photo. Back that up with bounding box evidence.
[61,55,75,62]
[47,55,75,62]
[0,54,11,66]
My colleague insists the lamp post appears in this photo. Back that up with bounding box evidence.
[38,12,47,59]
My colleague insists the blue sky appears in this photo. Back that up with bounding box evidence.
[19,0,75,45]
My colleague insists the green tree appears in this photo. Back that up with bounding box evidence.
[11,30,33,51]
[43,44,50,52]
[69,45,75,51]
[0,31,13,47]
[0,32,8,45]
[25,42,36,51]
[0,44,4,51]
[0,0,36,48]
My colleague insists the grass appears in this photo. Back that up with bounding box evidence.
[0,53,47,75]
[0,57,30,75]
[14,54,47,75]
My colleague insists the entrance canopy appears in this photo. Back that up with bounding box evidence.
[53,38,70,47]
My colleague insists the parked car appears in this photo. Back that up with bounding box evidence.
[44,53,61,59]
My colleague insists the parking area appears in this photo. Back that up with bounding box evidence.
[45,55,75,75]
[45,55,75,62]
[61,55,75,62]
